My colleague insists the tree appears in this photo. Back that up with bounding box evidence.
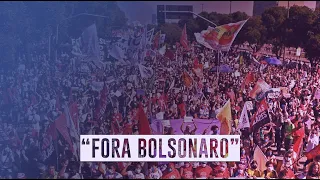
[159,23,182,44]
[286,6,315,48]
[0,2,128,62]
[261,7,287,58]
[236,16,267,52]
[178,18,199,41]
[305,34,320,66]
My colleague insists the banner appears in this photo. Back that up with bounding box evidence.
[266,88,281,99]
[194,20,248,51]
[151,119,221,135]
[237,104,250,130]
[251,99,270,133]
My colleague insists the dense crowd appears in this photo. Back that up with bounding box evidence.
[1,35,320,179]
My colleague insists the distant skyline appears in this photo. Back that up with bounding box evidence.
[117,1,255,24]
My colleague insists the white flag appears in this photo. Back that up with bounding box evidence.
[169,79,175,90]
[160,34,166,44]
[147,28,154,44]
[237,104,250,130]
[138,64,153,78]
[109,38,128,60]
[159,45,166,56]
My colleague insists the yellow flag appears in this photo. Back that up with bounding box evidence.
[217,100,232,135]
[239,55,244,64]
[253,146,267,172]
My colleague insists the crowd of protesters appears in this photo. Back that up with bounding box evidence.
[1,34,320,180]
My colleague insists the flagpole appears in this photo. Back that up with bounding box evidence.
[217,50,220,85]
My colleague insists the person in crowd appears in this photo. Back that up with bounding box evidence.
[180,162,193,179]
[194,162,212,179]
[307,162,320,179]
[180,121,197,135]
[247,160,262,178]
[263,161,278,179]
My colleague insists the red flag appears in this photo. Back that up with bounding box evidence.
[153,31,161,50]
[305,144,320,160]
[136,104,152,135]
[182,71,193,88]
[292,126,304,156]
[164,49,175,60]
[55,114,73,151]
[241,72,255,90]
[69,102,79,131]
[180,24,189,50]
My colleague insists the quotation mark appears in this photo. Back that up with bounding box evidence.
[82,138,90,145]
[230,138,239,145]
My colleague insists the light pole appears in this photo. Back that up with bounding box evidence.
[159,10,218,27]
[55,13,109,62]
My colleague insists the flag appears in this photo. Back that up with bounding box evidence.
[193,63,204,78]
[160,34,166,44]
[138,64,154,78]
[253,146,268,172]
[217,100,232,135]
[109,38,128,60]
[180,24,189,50]
[241,72,255,90]
[249,80,271,99]
[146,28,155,44]
[251,99,270,134]
[164,49,175,60]
[292,124,305,157]
[252,56,260,64]
[65,102,80,159]
[305,144,320,160]
[159,45,166,56]
[194,19,248,51]
[237,104,250,130]
[239,55,244,65]
[136,104,152,135]
[169,79,175,90]
[182,71,193,88]
[55,114,73,151]
[153,31,161,50]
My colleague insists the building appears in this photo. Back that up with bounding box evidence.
[277,1,317,10]
[253,1,277,16]
[152,14,157,25]
[157,5,193,24]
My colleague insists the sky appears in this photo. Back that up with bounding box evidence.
[117,1,255,24]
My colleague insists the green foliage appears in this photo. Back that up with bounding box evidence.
[0,2,127,62]
[159,23,182,44]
